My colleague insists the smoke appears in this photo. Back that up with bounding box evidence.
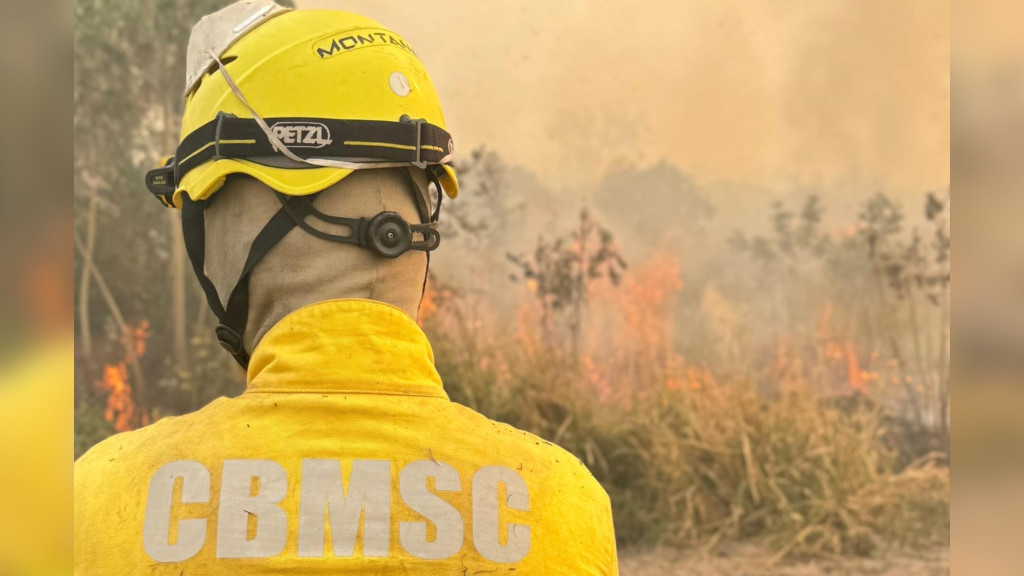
[302,0,948,197]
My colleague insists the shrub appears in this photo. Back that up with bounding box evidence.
[424,282,949,559]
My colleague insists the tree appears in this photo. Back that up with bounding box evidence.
[728,194,833,334]
[75,1,297,443]
[858,192,950,446]
[507,209,627,357]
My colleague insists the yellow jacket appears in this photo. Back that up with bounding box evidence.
[75,299,618,575]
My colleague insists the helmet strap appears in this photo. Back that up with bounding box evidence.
[272,192,440,255]
[182,194,301,368]
[182,187,441,369]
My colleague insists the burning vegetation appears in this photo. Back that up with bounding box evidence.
[417,172,949,559]
[94,321,150,433]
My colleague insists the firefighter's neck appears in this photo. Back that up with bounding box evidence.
[204,171,427,355]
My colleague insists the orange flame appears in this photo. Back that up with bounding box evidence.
[132,320,150,356]
[580,353,612,399]
[96,320,150,432]
[844,341,866,392]
[99,362,136,432]
[418,281,439,326]
[576,254,684,398]
[621,256,682,354]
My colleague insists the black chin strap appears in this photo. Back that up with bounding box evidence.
[182,195,301,368]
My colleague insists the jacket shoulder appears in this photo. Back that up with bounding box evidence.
[75,395,233,474]
[445,402,611,502]
[444,406,618,572]
[74,422,160,491]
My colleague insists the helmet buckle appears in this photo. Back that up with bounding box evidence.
[400,114,428,169]
[215,324,244,355]
[212,112,237,160]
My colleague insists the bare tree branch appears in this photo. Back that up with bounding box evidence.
[74,229,148,409]
[77,194,98,361]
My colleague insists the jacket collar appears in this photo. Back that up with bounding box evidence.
[245,299,447,399]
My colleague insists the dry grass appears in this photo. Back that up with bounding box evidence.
[423,283,950,560]
[619,543,949,576]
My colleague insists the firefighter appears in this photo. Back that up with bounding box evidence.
[74,2,618,574]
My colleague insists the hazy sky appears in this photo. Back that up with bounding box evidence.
[301,0,949,195]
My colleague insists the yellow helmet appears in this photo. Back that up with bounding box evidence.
[145,1,459,369]
[146,1,458,212]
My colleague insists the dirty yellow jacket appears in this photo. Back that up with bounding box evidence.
[75,299,618,575]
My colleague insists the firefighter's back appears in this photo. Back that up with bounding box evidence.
[74,300,618,575]
[76,4,619,573]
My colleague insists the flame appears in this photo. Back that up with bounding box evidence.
[688,364,715,391]
[818,302,878,393]
[96,321,150,432]
[435,246,906,411]
[418,280,458,328]
[99,362,136,432]
[132,320,150,356]
[620,255,683,355]
[564,254,685,398]
[580,353,611,399]
[667,361,710,392]
[844,341,866,391]
[418,281,439,326]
